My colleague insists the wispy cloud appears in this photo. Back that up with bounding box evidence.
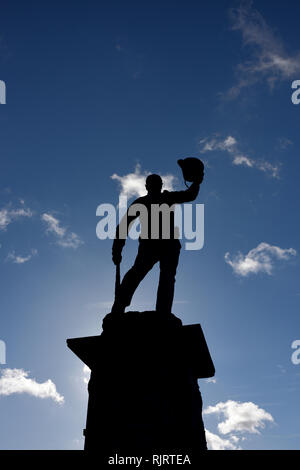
[41,213,66,237]
[6,249,38,264]
[111,164,176,202]
[0,201,33,231]
[225,242,297,277]
[113,39,144,80]
[0,368,64,404]
[199,135,279,178]
[277,137,293,150]
[55,232,83,249]
[41,213,83,249]
[225,1,300,99]
[204,399,274,435]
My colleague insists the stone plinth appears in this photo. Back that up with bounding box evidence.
[67,311,215,462]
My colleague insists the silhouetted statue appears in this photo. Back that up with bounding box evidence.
[67,158,214,460]
[111,161,204,314]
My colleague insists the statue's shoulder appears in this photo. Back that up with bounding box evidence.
[130,195,147,206]
[162,190,173,200]
[162,190,173,199]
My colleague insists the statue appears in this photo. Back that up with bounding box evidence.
[111,158,205,314]
[67,157,214,458]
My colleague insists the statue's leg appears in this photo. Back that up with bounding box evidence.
[156,240,181,314]
[112,242,158,312]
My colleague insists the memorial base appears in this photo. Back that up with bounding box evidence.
[67,311,215,462]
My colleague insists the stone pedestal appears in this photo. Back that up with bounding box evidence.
[67,311,214,462]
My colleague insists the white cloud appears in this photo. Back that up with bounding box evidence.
[200,135,237,154]
[226,1,300,99]
[83,365,91,384]
[225,242,296,277]
[205,377,217,384]
[41,213,66,237]
[0,368,64,404]
[0,204,33,231]
[232,154,254,167]
[111,164,176,202]
[205,429,240,450]
[200,135,279,178]
[41,213,83,249]
[204,400,274,435]
[221,136,238,151]
[56,232,83,249]
[6,249,38,264]
[255,160,279,178]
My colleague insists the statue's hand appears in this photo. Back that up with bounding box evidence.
[112,250,122,265]
[112,239,124,265]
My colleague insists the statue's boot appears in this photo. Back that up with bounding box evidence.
[111,301,125,314]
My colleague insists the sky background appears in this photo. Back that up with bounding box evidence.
[0,0,300,450]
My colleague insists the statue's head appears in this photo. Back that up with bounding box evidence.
[145,174,163,195]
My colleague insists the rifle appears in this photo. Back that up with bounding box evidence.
[114,262,121,301]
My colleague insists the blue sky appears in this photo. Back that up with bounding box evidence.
[0,0,300,450]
